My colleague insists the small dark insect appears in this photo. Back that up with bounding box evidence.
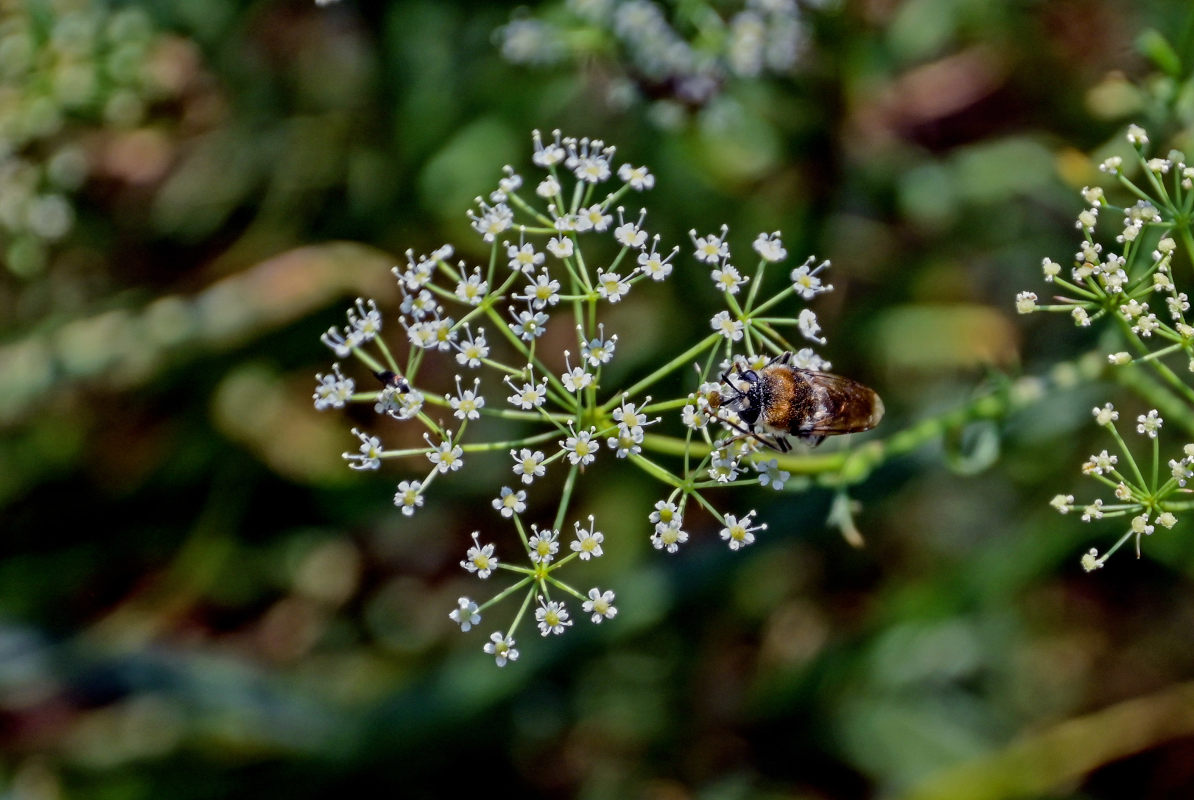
[709,352,884,452]
[374,370,410,393]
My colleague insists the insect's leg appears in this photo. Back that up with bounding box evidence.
[710,408,781,452]
[773,435,791,453]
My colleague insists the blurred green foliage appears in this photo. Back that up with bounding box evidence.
[4,0,1194,798]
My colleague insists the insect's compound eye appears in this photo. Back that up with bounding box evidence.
[742,370,758,383]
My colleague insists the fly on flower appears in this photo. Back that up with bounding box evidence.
[710,351,884,451]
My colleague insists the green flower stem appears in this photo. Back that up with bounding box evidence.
[483,306,575,406]
[352,346,386,375]
[744,258,768,312]
[546,576,587,603]
[599,332,722,413]
[1102,422,1148,489]
[553,464,580,531]
[1100,527,1138,562]
[507,191,556,227]
[629,453,685,489]
[499,563,536,576]
[1152,434,1160,490]
[571,241,595,293]
[1179,223,1194,275]
[1117,171,1158,208]
[461,429,562,453]
[372,335,401,375]
[748,284,798,318]
[1112,362,1194,437]
[754,320,796,353]
[688,488,725,525]
[1115,316,1194,406]
[512,513,531,551]
[476,576,532,614]
[640,397,692,414]
[506,584,538,639]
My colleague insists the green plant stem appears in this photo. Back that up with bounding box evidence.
[600,333,721,413]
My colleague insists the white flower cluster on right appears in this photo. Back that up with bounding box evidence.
[1020,124,1194,571]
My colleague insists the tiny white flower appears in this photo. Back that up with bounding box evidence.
[527,525,560,564]
[507,242,545,273]
[1049,494,1074,513]
[454,270,488,305]
[756,459,790,490]
[546,235,575,259]
[582,326,617,366]
[521,272,562,309]
[1093,403,1119,426]
[797,308,825,344]
[562,427,600,466]
[1130,513,1154,536]
[638,237,677,280]
[455,326,490,368]
[492,486,527,518]
[535,599,573,636]
[790,257,832,299]
[313,363,355,410]
[506,373,548,409]
[651,520,689,553]
[583,587,618,623]
[711,310,745,341]
[650,500,679,526]
[1136,409,1163,438]
[532,129,566,166]
[570,516,604,560]
[712,263,746,294]
[461,532,499,579]
[536,174,561,199]
[510,306,549,340]
[596,270,631,302]
[469,199,513,242]
[1081,548,1103,572]
[483,631,519,666]
[720,511,766,551]
[449,376,485,420]
[752,231,787,262]
[449,597,481,632]
[577,203,613,232]
[426,434,465,473]
[1081,500,1104,522]
[511,448,547,484]
[691,226,730,263]
[613,207,648,248]
[1015,291,1038,314]
[618,162,654,190]
[393,480,424,517]
[344,428,383,471]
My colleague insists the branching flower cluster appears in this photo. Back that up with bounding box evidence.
[1020,124,1194,570]
[497,0,815,118]
[315,130,841,665]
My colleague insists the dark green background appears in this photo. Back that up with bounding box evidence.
[3,1,1194,797]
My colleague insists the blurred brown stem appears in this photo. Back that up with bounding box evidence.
[902,681,1194,800]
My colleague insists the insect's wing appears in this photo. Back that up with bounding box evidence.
[796,371,884,436]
